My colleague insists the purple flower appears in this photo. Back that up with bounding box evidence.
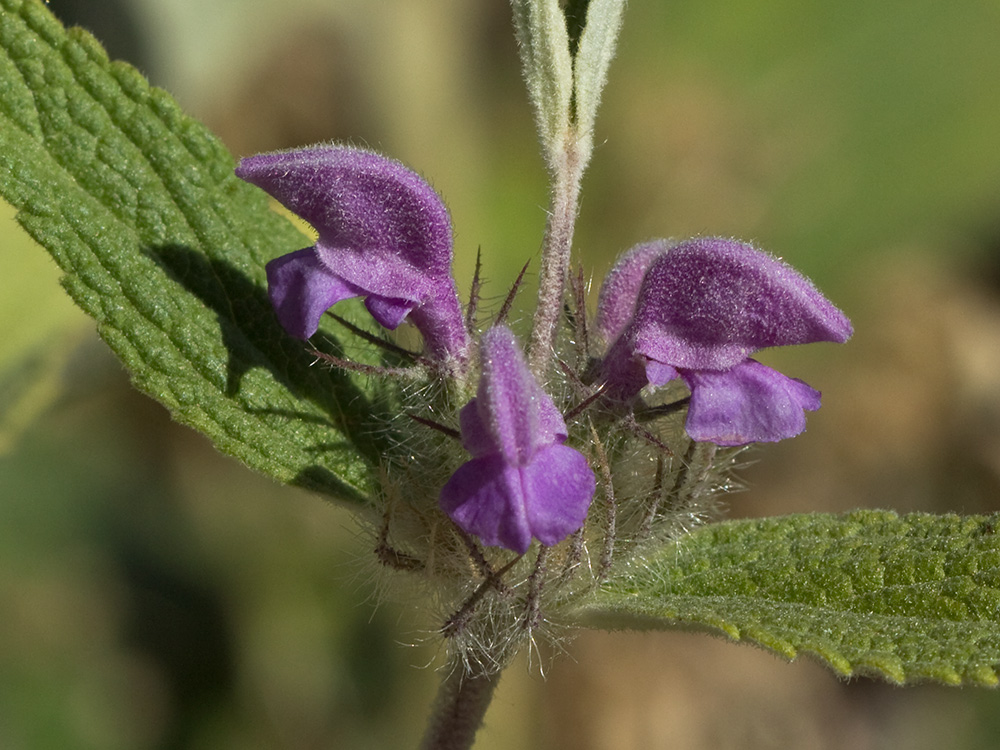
[598,238,852,446]
[440,326,596,553]
[235,146,469,368]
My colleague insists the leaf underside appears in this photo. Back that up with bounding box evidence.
[574,509,1000,686]
[0,0,388,504]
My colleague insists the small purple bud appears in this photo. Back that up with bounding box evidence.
[599,238,852,444]
[236,146,470,368]
[440,327,596,553]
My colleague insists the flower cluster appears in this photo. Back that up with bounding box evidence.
[236,146,851,555]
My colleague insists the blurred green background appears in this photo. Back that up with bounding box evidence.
[2,0,1000,747]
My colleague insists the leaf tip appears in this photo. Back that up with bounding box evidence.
[966,665,1000,687]
[810,647,853,678]
[745,627,797,660]
[855,654,907,685]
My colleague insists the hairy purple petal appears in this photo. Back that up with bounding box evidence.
[236,146,469,365]
[265,248,359,339]
[681,360,821,445]
[645,360,680,388]
[594,240,671,345]
[463,327,566,463]
[440,326,596,552]
[440,445,595,553]
[363,295,414,330]
[598,237,851,445]
[630,238,852,372]
[440,456,532,552]
[518,446,596,546]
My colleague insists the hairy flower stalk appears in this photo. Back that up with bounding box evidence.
[419,668,501,750]
[528,134,586,379]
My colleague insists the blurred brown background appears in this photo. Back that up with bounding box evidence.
[2,0,1000,748]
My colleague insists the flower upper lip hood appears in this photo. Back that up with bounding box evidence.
[235,146,470,369]
[594,240,673,348]
[598,237,852,445]
[440,326,596,554]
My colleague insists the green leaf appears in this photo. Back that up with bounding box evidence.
[510,0,574,170]
[571,510,1000,686]
[572,0,625,152]
[0,0,382,504]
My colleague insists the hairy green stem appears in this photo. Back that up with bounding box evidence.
[528,133,586,379]
[420,667,502,750]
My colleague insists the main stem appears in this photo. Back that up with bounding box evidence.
[527,132,585,380]
[419,667,502,750]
